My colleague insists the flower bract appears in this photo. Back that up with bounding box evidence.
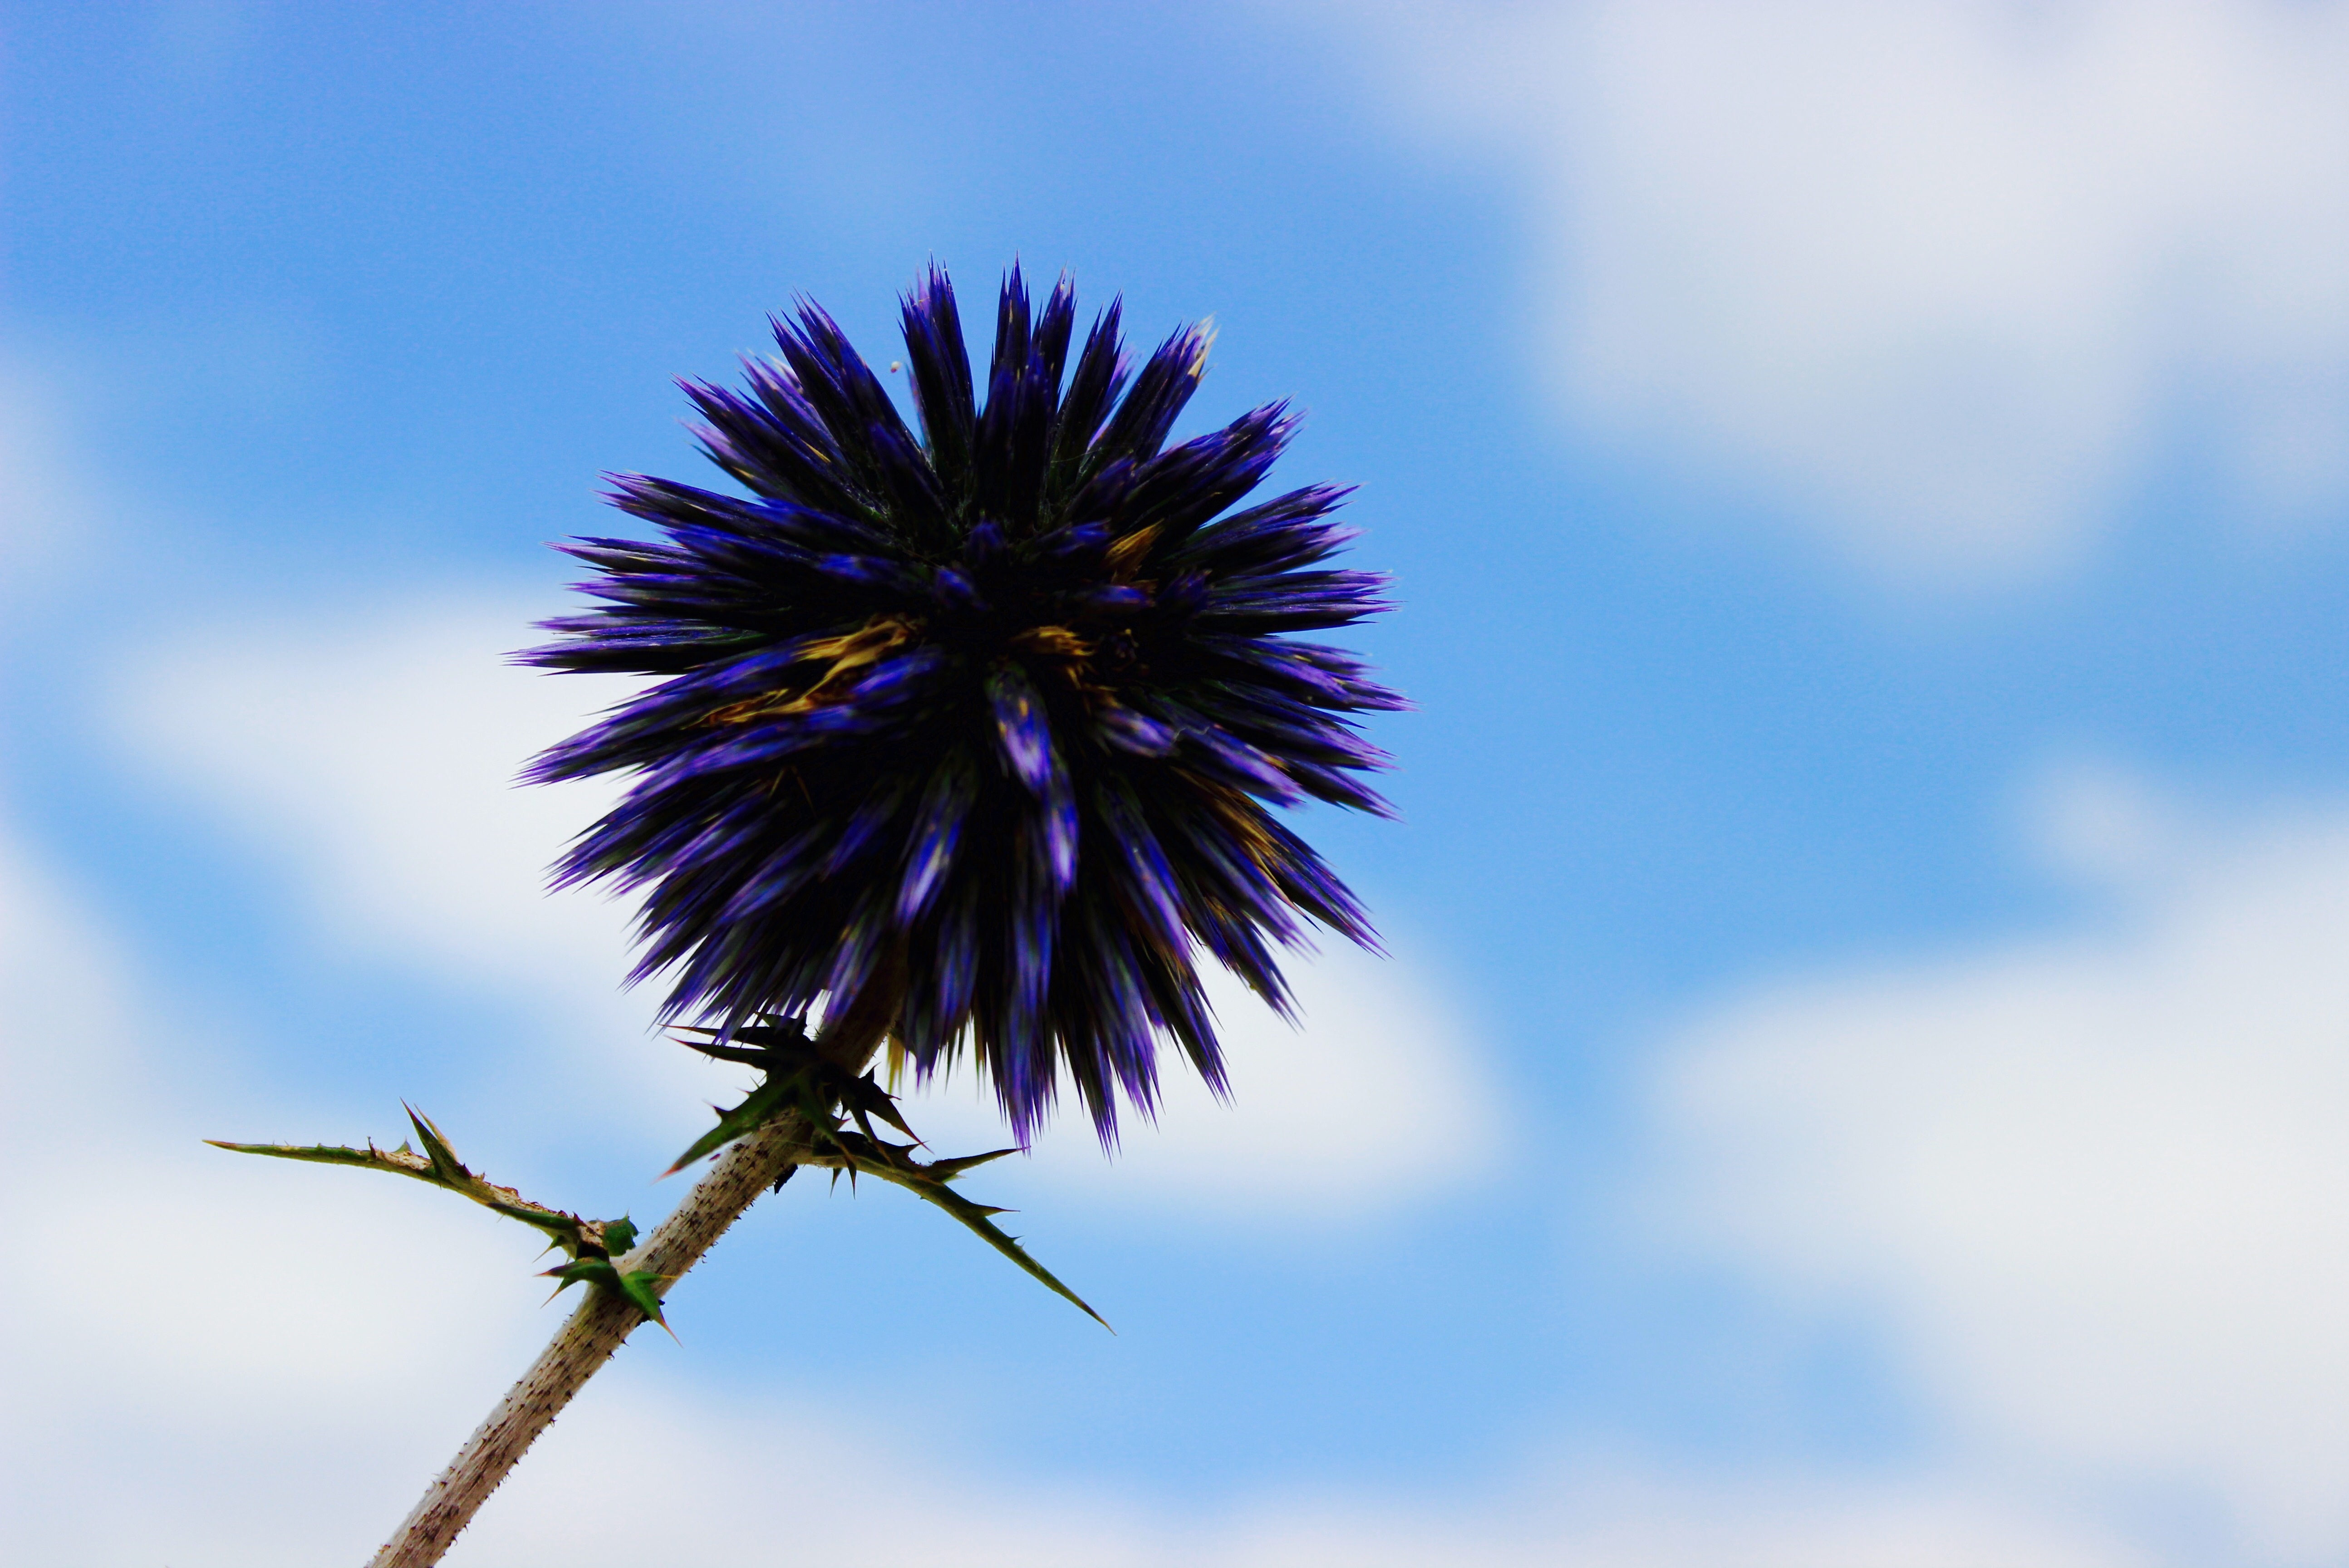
[526,264,1400,1142]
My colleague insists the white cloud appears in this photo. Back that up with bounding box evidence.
[111,598,714,1136]
[2,735,2115,1567]
[116,598,639,990]
[899,932,1499,1219]
[0,807,563,1563]
[118,601,1499,1220]
[1647,770,2349,1560]
[1337,0,2349,585]
[0,357,97,594]
[451,1394,2146,1568]
[2015,754,2199,891]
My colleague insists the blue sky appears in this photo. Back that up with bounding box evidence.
[8,4,2349,1564]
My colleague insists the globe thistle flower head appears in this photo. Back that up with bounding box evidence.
[526,264,1401,1144]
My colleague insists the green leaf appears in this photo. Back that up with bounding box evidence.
[478,1198,591,1256]
[211,1112,632,1271]
[616,1269,676,1339]
[661,1027,1106,1332]
[826,1133,1111,1332]
[403,1103,469,1186]
[923,1147,1019,1179]
[536,1259,674,1338]
[663,1073,804,1176]
[910,1181,1109,1332]
[840,1071,919,1143]
[539,1256,615,1303]
[206,1138,410,1172]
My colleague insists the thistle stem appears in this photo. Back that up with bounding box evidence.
[365,969,901,1568]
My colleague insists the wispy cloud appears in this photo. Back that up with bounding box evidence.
[1336,0,2349,586]
[1646,764,2349,1559]
[0,811,552,1563]
[15,642,2119,1566]
[902,932,1503,1219]
[115,600,1503,1219]
[0,356,100,597]
[457,1389,2145,1568]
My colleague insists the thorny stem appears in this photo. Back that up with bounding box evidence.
[365,963,904,1568]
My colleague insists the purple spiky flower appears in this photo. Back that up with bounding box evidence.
[525,264,1400,1142]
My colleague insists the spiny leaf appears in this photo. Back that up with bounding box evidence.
[541,1257,615,1298]
[538,1258,676,1339]
[206,1138,418,1173]
[663,1073,808,1176]
[657,1025,1107,1328]
[923,1147,1018,1179]
[616,1269,676,1339]
[825,1132,1111,1331]
[671,1014,810,1066]
[211,1113,627,1266]
[668,1032,773,1068]
[403,1102,469,1186]
[478,1198,590,1251]
[661,1035,904,1176]
[910,1181,1107,1330]
[840,1071,918,1142]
